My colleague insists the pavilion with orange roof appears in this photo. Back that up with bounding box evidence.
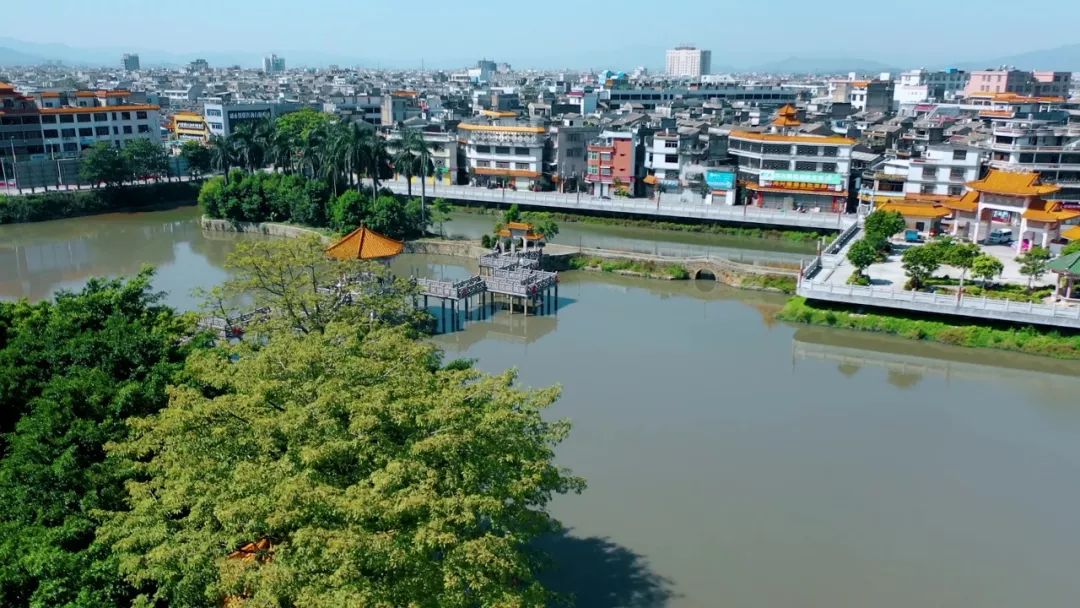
[324,226,405,262]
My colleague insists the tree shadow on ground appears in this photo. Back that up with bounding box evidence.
[535,529,677,608]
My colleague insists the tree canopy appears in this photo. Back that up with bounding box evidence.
[863,210,906,241]
[0,270,189,608]
[104,321,583,608]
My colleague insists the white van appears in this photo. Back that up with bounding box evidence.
[986,228,1013,245]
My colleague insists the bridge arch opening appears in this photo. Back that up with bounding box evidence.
[694,269,717,281]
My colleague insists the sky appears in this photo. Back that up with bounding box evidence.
[6,0,1080,69]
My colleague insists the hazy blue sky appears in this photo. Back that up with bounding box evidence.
[6,0,1079,68]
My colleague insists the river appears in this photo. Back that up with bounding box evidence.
[4,206,1080,607]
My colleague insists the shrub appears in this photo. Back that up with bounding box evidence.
[1,182,200,224]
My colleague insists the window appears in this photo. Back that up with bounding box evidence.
[476,160,490,168]
[495,161,510,169]
[137,124,150,133]
[59,114,74,123]
[822,163,837,172]
[61,128,76,137]
[476,145,490,153]
[952,149,967,161]
[664,154,677,163]
[921,184,934,194]
[822,147,838,157]
[79,128,92,137]
[113,126,119,134]
[948,185,963,196]
[587,166,598,174]
[514,162,529,170]
[96,126,109,136]
[43,129,58,138]
[136,111,147,119]
[63,143,78,152]
[121,112,131,120]
[495,146,510,154]
[949,168,965,181]
[206,108,222,117]
[123,125,133,134]
[515,147,529,155]
[93,113,107,122]
[41,115,57,124]
[77,114,91,123]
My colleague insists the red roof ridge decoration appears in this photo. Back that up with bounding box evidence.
[325,226,405,260]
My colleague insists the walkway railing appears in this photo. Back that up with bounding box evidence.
[797,281,1080,329]
[382,180,856,230]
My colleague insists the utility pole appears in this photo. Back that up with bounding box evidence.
[9,138,19,194]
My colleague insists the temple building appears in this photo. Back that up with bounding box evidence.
[324,226,405,261]
[497,221,545,250]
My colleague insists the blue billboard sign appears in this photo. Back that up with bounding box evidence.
[705,171,736,190]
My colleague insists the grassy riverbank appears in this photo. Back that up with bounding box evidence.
[0,182,201,224]
[568,255,690,280]
[779,296,1080,359]
[449,203,830,244]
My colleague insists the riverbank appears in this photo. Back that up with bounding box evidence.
[199,217,333,241]
[779,296,1080,359]
[0,182,201,224]
[447,202,832,244]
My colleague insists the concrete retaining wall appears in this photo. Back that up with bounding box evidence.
[200,217,330,242]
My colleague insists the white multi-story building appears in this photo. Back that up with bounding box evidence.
[34,89,161,156]
[645,130,687,188]
[894,69,968,107]
[665,46,711,78]
[459,118,550,189]
[974,112,1080,203]
[906,144,985,197]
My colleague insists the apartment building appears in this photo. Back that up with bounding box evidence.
[963,69,1072,98]
[203,101,307,137]
[894,69,968,106]
[381,91,422,127]
[645,130,690,189]
[975,112,1080,203]
[666,46,712,78]
[459,117,549,189]
[0,82,44,160]
[548,116,599,191]
[906,145,985,196]
[385,127,458,184]
[604,86,796,111]
[586,130,639,197]
[849,79,895,113]
[32,89,161,156]
[171,111,210,142]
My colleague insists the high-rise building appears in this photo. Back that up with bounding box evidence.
[665,45,711,78]
[262,54,286,74]
[122,53,140,71]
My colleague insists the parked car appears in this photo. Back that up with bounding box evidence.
[986,228,1013,245]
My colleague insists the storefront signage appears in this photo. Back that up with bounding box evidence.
[760,170,843,186]
[227,109,272,122]
[705,170,736,190]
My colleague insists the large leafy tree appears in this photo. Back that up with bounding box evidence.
[104,322,583,608]
[79,142,130,188]
[846,238,878,280]
[863,209,906,241]
[179,140,212,180]
[0,270,189,607]
[122,139,169,182]
[901,244,942,290]
[207,235,426,335]
[972,253,1004,287]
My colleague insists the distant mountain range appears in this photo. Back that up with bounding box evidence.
[1,36,1079,74]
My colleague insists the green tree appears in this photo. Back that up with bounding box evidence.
[394,128,438,218]
[846,238,878,279]
[103,321,583,608]
[431,197,452,237]
[938,238,980,294]
[503,203,522,224]
[901,244,942,290]
[274,108,333,156]
[0,270,188,608]
[208,135,237,182]
[122,138,168,182]
[522,211,559,242]
[366,194,412,240]
[179,140,212,180]
[207,235,424,335]
[972,253,1004,287]
[1017,245,1052,290]
[1062,240,1080,256]
[863,210,906,242]
[78,142,129,188]
[328,190,368,233]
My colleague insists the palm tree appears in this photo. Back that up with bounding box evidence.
[208,135,236,182]
[395,128,438,223]
[364,131,390,200]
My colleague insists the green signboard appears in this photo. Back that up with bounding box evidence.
[760,170,843,186]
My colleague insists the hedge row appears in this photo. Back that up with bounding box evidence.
[0,182,200,224]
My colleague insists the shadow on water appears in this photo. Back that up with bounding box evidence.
[536,530,676,608]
